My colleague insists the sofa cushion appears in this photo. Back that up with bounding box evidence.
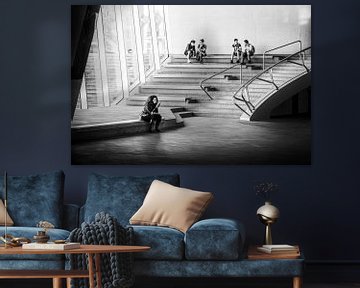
[0,171,64,227]
[0,227,70,261]
[130,180,213,233]
[84,174,180,225]
[184,218,245,260]
[0,199,14,226]
[130,225,184,260]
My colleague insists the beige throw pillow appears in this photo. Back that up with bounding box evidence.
[130,180,213,233]
[0,200,14,226]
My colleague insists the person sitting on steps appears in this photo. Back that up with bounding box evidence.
[140,95,162,132]
[184,40,196,63]
[241,39,255,64]
[230,38,242,64]
[196,39,207,63]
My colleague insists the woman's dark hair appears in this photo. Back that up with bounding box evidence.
[200,39,204,42]
[234,38,238,42]
[146,95,157,104]
[190,40,195,43]
[244,39,249,44]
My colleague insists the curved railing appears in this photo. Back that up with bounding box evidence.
[233,47,311,117]
[199,63,243,100]
[262,40,302,70]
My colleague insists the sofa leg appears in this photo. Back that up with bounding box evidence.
[53,278,62,288]
[293,276,302,288]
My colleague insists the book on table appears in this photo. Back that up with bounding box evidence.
[257,244,299,254]
[22,242,81,250]
[248,245,300,260]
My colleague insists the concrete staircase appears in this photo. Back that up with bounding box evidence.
[127,52,311,120]
[127,54,275,118]
[237,52,312,121]
[72,52,311,141]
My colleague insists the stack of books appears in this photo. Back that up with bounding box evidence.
[22,242,81,250]
[257,244,299,255]
[248,244,300,260]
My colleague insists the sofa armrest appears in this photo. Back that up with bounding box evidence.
[63,204,80,231]
[184,218,245,260]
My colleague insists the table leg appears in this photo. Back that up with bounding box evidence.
[95,253,102,288]
[88,253,95,288]
[52,278,62,288]
[293,276,302,288]
[66,277,72,288]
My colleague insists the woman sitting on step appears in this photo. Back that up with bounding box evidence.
[140,95,162,132]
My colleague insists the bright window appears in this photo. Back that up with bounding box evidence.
[121,6,140,89]
[138,5,155,75]
[78,5,169,109]
[154,5,169,63]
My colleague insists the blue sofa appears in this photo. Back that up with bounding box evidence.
[81,173,304,282]
[0,171,79,270]
[0,171,303,286]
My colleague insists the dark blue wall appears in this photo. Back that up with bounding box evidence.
[0,0,359,263]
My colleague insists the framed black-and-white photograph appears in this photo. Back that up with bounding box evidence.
[71,5,311,164]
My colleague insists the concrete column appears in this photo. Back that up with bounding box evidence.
[133,5,146,84]
[80,75,87,109]
[149,6,161,70]
[96,8,110,107]
[114,5,129,99]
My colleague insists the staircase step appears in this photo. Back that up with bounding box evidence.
[168,59,275,65]
[159,68,254,74]
[171,107,186,113]
[164,63,249,69]
[188,103,241,109]
[189,109,242,119]
[170,54,273,59]
[127,101,185,107]
[178,111,194,118]
[153,73,257,78]
[124,53,312,119]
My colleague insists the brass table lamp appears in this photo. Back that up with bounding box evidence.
[257,201,280,245]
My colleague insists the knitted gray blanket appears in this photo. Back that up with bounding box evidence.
[68,212,134,288]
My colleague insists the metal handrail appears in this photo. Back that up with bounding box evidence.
[200,63,243,100]
[262,40,302,70]
[234,46,311,113]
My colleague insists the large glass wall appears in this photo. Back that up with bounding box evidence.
[84,20,103,108]
[154,5,169,63]
[120,6,140,89]
[78,5,169,110]
[138,5,155,75]
[101,5,123,105]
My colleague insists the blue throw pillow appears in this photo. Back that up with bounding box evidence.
[0,171,64,227]
[84,173,180,225]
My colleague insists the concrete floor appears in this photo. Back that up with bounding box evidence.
[72,116,311,165]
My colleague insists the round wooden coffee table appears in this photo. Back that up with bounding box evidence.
[0,244,150,288]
